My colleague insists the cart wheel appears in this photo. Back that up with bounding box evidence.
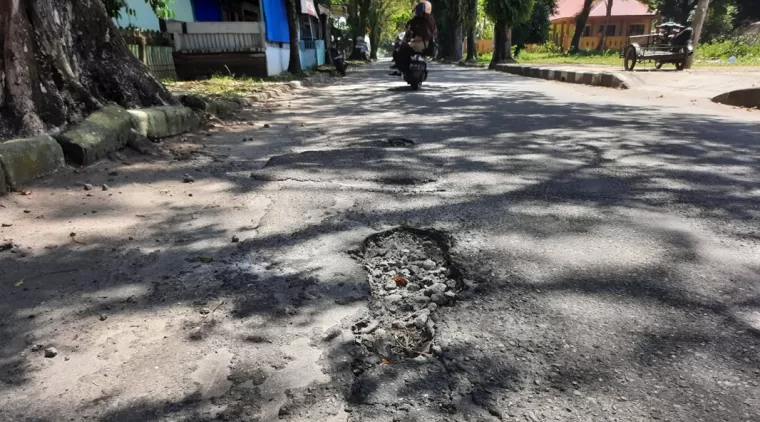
[655,61,663,70]
[675,60,685,71]
[624,47,637,71]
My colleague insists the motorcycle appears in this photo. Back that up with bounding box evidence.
[330,46,347,76]
[404,53,428,90]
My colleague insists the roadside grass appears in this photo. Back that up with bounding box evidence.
[162,71,315,98]
[467,37,760,68]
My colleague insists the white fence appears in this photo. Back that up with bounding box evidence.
[167,21,265,54]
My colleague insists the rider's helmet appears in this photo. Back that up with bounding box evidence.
[414,1,432,16]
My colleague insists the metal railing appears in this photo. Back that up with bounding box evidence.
[177,32,264,53]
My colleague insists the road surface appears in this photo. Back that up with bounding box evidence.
[1,63,760,422]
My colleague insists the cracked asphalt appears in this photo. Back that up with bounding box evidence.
[1,62,760,422]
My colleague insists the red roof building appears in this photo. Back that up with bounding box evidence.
[550,0,659,51]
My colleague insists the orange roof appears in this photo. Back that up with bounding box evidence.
[552,0,655,21]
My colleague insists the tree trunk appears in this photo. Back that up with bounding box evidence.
[369,30,379,60]
[0,0,174,140]
[321,14,332,65]
[684,0,709,69]
[448,24,464,62]
[489,20,513,69]
[570,0,594,53]
[348,0,370,60]
[597,0,613,50]
[286,0,303,73]
[466,27,476,61]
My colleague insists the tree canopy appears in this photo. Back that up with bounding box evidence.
[104,0,176,19]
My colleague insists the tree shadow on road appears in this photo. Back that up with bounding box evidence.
[1,64,760,421]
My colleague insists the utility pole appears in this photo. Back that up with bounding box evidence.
[684,0,709,69]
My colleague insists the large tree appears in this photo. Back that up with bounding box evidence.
[485,0,536,67]
[347,0,372,59]
[465,0,479,61]
[569,0,594,52]
[367,0,405,60]
[684,0,709,68]
[597,0,613,50]
[512,0,556,57]
[0,0,175,140]
[285,0,303,72]
[434,0,466,61]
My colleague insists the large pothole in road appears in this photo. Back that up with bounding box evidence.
[348,227,463,366]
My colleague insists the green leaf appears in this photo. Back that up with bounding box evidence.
[14,280,24,287]
[199,257,213,263]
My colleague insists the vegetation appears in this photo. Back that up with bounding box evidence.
[484,0,537,66]
[163,73,316,98]
[509,36,760,66]
[103,0,175,19]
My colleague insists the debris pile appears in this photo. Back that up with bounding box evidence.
[350,228,462,360]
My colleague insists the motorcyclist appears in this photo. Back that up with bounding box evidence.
[395,1,437,75]
[389,31,406,75]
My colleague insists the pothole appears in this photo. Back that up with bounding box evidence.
[348,137,415,148]
[375,175,436,185]
[386,137,415,147]
[348,227,463,365]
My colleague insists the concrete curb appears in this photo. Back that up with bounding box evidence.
[129,106,201,139]
[712,88,760,109]
[0,72,339,195]
[494,64,630,89]
[56,105,134,166]
[0,136,64,191]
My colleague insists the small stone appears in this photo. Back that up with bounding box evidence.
[359,320,380,335]
[431,293,447,305]
[99,314,108,321]
[361,334,375,347]
[573,389,583,396]
[385,294,403,304]
[407,283,420,292]
[427,302,438,311]
[231,235,240,243]
[101,184,109,191]
[263,124,271,128]
[413,313,429,328]
[432,345,443,355]
[44,347,58,358]
[64,356,70,361]
[425,283,447,297]
[182,174,195,183]
[83,184,93,191]
[444,291,457,300]
[199,307,211,315]
[30,344,44,352]
[422,259,436,270]
[384,281,397,291]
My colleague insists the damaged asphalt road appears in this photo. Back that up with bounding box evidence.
[2,63,760,422]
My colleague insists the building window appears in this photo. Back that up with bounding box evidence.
[599,25,616,36]
[629,24,645,36]
[582,26,591,36]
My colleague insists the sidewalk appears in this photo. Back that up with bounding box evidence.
[497,62,760,100]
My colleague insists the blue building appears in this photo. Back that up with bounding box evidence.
[115,0,329,78]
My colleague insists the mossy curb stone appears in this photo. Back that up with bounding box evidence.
[129,106,200,139]
[0,136,64,191]
[56,105,133,165]
[0,165,7,194]
[179,95,243,118]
